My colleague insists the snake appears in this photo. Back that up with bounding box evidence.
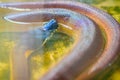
[0,1,120,80]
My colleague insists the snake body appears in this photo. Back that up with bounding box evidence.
[0,1,120,80]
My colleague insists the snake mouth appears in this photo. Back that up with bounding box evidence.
[0,1,120,80]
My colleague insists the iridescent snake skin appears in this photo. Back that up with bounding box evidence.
[0,1,120,80]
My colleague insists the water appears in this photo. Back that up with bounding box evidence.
[0,7,75,80]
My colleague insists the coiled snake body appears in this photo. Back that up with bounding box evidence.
[0,1,120,80]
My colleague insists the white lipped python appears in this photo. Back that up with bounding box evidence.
[0,1,120,80]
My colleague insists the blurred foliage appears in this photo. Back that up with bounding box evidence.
[100,6,120,23]
[77,0,106,4]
